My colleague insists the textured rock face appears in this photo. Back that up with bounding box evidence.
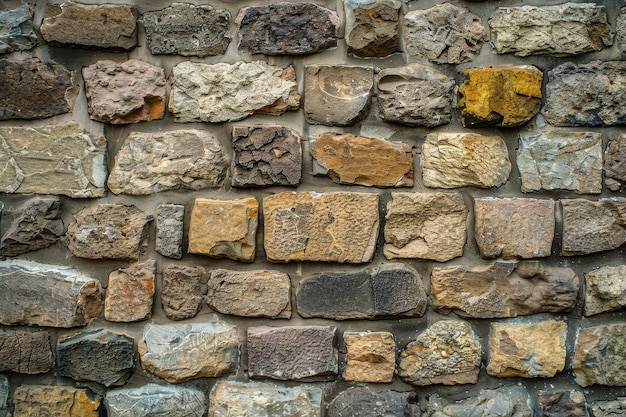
[343,332,395,383]
[0,375,8,417]
[104,260,156,322]
[263,192,379,263]
[156,204,184,259]
[169,61,299,122]
[618,8,626,54]
[344,0,400,58]
[605,134,626,191]
[590,398,626,417]
[574,324,626,386]
[398,320,481,386]
[144,3,231,56]
[236,3,339,55]
[161,265,206,321]
[0,329,52,374]
[426,385,532,417]
[13,386,101,417]
[0,5,37,53]
[384,192,467,262]
[106,385,206,417]
[585,265,626,316]
[327,387,420,417]
[311,133,413,187]
[422,132,511,189]
[538,390,586,417]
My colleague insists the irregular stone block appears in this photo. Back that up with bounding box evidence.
[585,265,626,316]
[0,329,52,374]
[343,332,395,383]
[263,192,379,263]
[106,385,206,417]
[327,387,420,417]
[344,0,400,58]
[104,260,156,322]
[144,3,231,57]
[0,260,102,328]
[161,265,206,321]
[474,197,555,259]
[13,386,101,417]
[156,204,184,259]
[538,390,586,417]
[605,134,626,191]
[231,125,302,187]
[247,326,338,381]
[384,192,467,262]
[422,132,510,189]
[399,320,481,386]
[311,133,413,187]
[590,398,626,417]
[296,263,427,320]
[0,5,37,54]
[0,375,8,417]
[574,324,626,386]
[304,65,374,126]
[426,385,532,417]
[618,8,626,54]
[236,3,339,55]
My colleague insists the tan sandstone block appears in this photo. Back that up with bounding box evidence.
[13,386,100,417]
[343,331,395,383]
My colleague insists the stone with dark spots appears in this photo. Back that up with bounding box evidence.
[538,390,586,417]
[0,329,52,374]
[327,387,421,417]
[106,385,206,417]
[344,0,400,58]
[605,134,626,191]
[574,324,626,386]
[162,265,206,321]
[0,5,37,54]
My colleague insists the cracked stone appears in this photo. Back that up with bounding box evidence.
[584,265,626,316]
[574,324,626,387]
[0,5,37,54]
[538,390,586,417]
[589,398,626,417]
[104,260,156,322]
[162,265,206,321]
[0,329,52,374]
[106,385,206,417]
[426,385,532,417]
[344,0,400,58]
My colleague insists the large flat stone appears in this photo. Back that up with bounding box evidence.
[584,265,626,316]
[0,329,52,374]
[327,387,420,417]
[538,390,586,417]
[0,5,37,53]
[155,204,184,259]
[13,386,101,417]
[104,260,156,322]
[574,324,626,386]
[426,386,532,417]
[344,0,400,58]
[605,134,626,191]
[343,332,395,383]
[106,385,206,417]
[161,265,206,321]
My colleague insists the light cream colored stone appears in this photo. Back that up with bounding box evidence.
[343,331,395,383]
[584,265,626,316]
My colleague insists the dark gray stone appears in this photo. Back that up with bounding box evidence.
[0,329,52,374]
[590,398,626,417]
[538,390,586,417]
[0,374,8,417]
[344,0,400,58]
[161,265,206,321]
[327,387,421,417]
[605,135,626,191]
[106,384,206,417]
[0,5,37,54]
[426,385,532,417]
[156,204,184,259]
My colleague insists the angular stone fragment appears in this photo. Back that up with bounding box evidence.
[0,260,102,327]
[161,265,206,321]
[236,3,339,55]
[104,260,156,322]
[0,5,37,54]
[590,398,626,417]
[0,329,52,374]
[328,387,419,417]
[574,324,626,386]
[426,385,532,417]
[343,332,395,383]
[247,326,338,380]
[156,204,184,259]
[384,192,467,262]
[144,3,231,57]
[538,390,586,417]
[605,134,626,191]
[344,0,400,58]
[0,375,8,417]
[585,265,626,316]
[13,386,101,417]
[263,192,379,263]
[106,385,206,417]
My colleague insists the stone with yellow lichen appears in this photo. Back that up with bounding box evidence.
[13,386,100,417]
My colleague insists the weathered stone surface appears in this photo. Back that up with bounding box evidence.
[304,65,374,126]
[170,61,299,122]
[343,332,395,383]
[40,3,136,50]
[247,326,338,381]
[474,198,555,259]
[57,329,134,387]
[231,125,302,187]
[161,265,206,321]
[590,398,626,417]
[618,8,626,54]
[404,3,485,64]
[574,324,626,387]
[297,263,427,320]
[263,192,379,263]
[0,375,8,417]
[561,198,626,256]
[426,385,532,417]
[378,64,455,127]
[0,329,52,374]
[139,322,239,383]
[0,260,102,327]
[605,135,626,191]
[311,133,413,187]
[585,265,626,316]
[236,3,339,55]
[83,60,166,124]
[144,3,231,57]
[327,387,420,417]
[384,192,467,262]
[538,390,586,417]
[344,0,400,58]
[490,3,613,57]
[0,5,37,54]
[13,386,100,417]
[422,132,511,189]
[104,260,156,322]
[106,385,206,417]
[156,204,184,259]
[458,66,543,127]
[207,269,291,318]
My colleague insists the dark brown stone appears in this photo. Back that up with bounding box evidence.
[161,265,207,321]
[345,0,400,58]
[327,387,421,417]
[0,329,52,374]
[538,390,586,417]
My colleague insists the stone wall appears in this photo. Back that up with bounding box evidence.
[0,0,625,416]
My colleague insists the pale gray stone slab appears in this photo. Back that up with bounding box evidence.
[584,265,626,316]
[106,384,206,417]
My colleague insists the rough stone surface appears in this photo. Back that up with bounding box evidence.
[161,265,206,321]
[206,269,291,318]
[404,3,485,64]
[236,3,339,55]
[0,5,37,54]
[605,134,626,191]
[169,61,299,123]
[574,324,626,387]
[538,390,586,417]
[156,204,184,259]
[590,398,626,417]
[83,60,166,124]
[618,8,626,54]
[384,192,467,262]
[139,322,239,383]
[327,387,420,417]
[304,65,374,126]
[56,329,134,387]
[263,192,379,263]
[13,386,100,417]
[344,0,400,58]
[426,385,532,417]
[144,3,231,57]
[0,375,8,417]
[422,132,511,189]
[343,332,396,383]
[311,133,413,187]
[585,265,626,316]
[106,385,206,417]
[0,329,52,374]
[247,326,338,381]
[296,263,427,320]
[104,260,156,322]
[0,260,102,328]
[231,125,302,187]
[398,320,481,386]
[474,198,556,259]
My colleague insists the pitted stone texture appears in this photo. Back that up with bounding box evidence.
[574,324,626,387]
[384,192,467,262]
[561,198,626,256]
[311,133,413,187]
[296,263,427,320]
[169,61,299,123]
[83,60,166,124]
[206,269,291,318]
[13,386,100,417]
[605,135,626,191]
[327,387,420,417]
[40,3,136,50]
[0,260,102,328]
[104,260,156,322]
[422,132,511,189]
[399,320,481,386]
[139,322,239,384]
[57,329,134,387]
[247,326,338,381]
[378,64,455,127]
[144,3,231,57]
[304,65,374,126]
[404,3,485,64]
[108,130,227,195]
[0,5,37,54]
[156,204,184,259]
[263,192,379,263]
[590,398,626,417]
[0,329,52,374]
[426,385,532,417]
[458,66,543,127]
[585,265,626,316]
[231,125,302,187]
[618,8,626,54]
[162,265,206,321]
[474,198,555,259]
[343,332,396,383]
[344,0,400,58]
[236,3,339,55]
[106,385,206,417]
[518,131,603,194]
[490,3,613,57]
[538,390,586,417]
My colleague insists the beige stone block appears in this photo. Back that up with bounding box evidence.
[343,331,395,383]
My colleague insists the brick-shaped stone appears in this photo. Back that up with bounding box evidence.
[344,0,400,58]
[106,385,206,417]
[585,265,626,316]
[327,387,420,417]
[156,204,184,259]
[0,329,52,374]
[13,386,101,417]
[343,332,395,383]
[161,265,206,321]
[538,390,586,417]
[0,5,37,54]
[605,134,626,191]
[426,386,532,417]
[104,260,156,322]
[574,324,626,387]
